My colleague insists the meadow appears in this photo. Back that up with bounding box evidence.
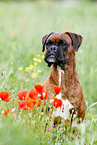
[0,1,97,145]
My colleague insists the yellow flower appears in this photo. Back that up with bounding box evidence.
[30,65,34,68]
[37,54,40,57]
[25,67,30,72]
[18,67,23,71]
[32,73,37,78]
[37,59,42,63]
[33,58,38,62]
[34,62,38,66]
[29,65,34,70]
[41,55,44,59]
[37,70,42,73]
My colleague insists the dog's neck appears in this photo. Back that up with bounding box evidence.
[50,53,78,98]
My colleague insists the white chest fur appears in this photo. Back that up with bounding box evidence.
[57,66,64,86]
[52,94,74,120]
[52,66,74,120]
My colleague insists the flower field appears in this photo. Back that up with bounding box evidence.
[0,1,97,145]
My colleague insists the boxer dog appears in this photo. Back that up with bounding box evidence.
[42,32,86,125]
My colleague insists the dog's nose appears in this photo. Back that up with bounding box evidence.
[49,46,58,51]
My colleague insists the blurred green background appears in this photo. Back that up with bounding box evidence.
[0,0,97,144]
[0,0,97,109]
[0,0,97,1]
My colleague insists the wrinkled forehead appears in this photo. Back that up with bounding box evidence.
[46,33,72,44]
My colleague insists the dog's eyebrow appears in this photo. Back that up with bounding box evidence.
[46,39,53,45]
[58,39,68,45]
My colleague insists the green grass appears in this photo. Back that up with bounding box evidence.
[0,1,97,144]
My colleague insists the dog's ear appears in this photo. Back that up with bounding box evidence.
[65,32,83,52]
[42,32,54,52]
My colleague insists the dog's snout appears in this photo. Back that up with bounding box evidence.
[50,46,58,51]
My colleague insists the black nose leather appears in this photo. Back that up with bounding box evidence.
[49,46,58,51]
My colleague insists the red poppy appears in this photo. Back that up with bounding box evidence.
[18,100,36,111]
[36,99,40,106]
[29,98,40,106]
[18,101,28,110]
[39,91,48,100]
[0,91,11,102]
[53,98,63,108]
[34,84,44,93]
[54,85,62,94]
[4,109,10,117]
[27,101,34,111]
[17,90,28,100]
[29,88,38,99]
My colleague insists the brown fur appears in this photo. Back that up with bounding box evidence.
[42,32,86,120]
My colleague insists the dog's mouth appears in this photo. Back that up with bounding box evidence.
[45,54,67,67]
[47,55,56,63]
[45,54,57,67]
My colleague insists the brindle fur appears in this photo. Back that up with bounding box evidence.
[42,32,86,120]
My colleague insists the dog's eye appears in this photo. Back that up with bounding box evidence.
[61,42,67,47]
[61,43,66,46]
[46,40,53,46]
[58,40,66,47]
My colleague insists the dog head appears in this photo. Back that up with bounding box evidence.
[42,32,83,67]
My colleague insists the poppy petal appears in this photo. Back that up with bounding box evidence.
[4,109,10,117]
[0,91,11,102]
[17,90,28,100]
[29,88,38,99]
[54,85,62,94]
[34,84,44,93]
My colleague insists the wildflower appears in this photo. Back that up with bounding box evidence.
[39,91,48,100]
[18,67,23,71]
[18,100,35,111]
[27,101,34,111]
[25,67,30,72]
[29,65,34,69]
[18,101,28,110]
[33,58,38,62]
[4,109,10,117]
[32,73,37,78]
[37,54,40,57]
[34,84,44,93]
[2,109,15,118]
[18,60,21,63]
[51,122,54,127]
[0,91,11,102]
[34,84,48,100]
[53,98,63,108]
[37,59,41,63]
[47,127,52,131]
[50,96,52,98]
[17,90,28,100]
[29,88,38,99]
[34,62,38,66]
[28,97,40,106]
[37,70,42,73]
[35,99,40,106]
[41,55,44,59]
[54,85,62,94]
